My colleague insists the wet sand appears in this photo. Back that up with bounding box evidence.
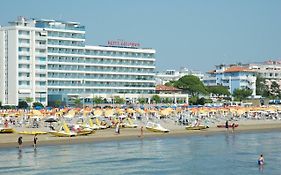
[1,120,281,149]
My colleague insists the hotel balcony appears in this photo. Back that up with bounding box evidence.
[18,43,30,47]
[48,85,155,90]
[84,55,156,62]
[35,77,47,81]
[18,76,30,81]
[48,59,155,67]
[47,68,154,76]
[35,60,47,65]
[35,36,47,41]
[18,68,30,72]
[35,44,47,49]
[18,59,30,64]
[18,51,30,56]
[18,34,30,39]
[47,36,85,42]
[48,52,84,57]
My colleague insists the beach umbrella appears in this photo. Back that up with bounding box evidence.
[32,110,43,116]
[64,109,76,118]
[136,109,145,114]
[116,108,125,115]
[126,108,135,114]
[104,109,114,117]
[44,118,58,123]
[94,109,103,116]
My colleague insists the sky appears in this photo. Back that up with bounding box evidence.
[1,0,281,72]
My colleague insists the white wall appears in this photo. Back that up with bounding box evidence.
[7,29,18,105]
[0,30,5,104]
[30,30,36,101]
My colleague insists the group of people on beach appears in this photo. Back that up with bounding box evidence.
[17,134,38,150]
[225,120,235,132]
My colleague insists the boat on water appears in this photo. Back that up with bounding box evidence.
[49,122,77,137]
[146,122,170,133]
[185,125,208,130]
[217,123,239,128]
[81,118,100,130]
[69,124,93,136]
[0,127,14,133]
[123,118,138,128]
[93,117,109,129]
[17,131,47,135]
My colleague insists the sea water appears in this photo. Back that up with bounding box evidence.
[0,131,281,175]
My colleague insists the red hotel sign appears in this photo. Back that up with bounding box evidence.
[108,40,140,48]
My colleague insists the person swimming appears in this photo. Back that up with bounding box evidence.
[258,154,264,165]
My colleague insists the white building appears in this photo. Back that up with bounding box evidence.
[156,67,204,85]
[203,64,256,96]
[0,17,48,105]
[248,60,281,87]
[0,17,156,106]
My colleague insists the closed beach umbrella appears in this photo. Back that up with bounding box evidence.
[94,109,103,116]
[105,109,114,117]
[44,118,58,123]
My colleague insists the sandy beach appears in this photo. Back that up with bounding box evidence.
[1,120,281,149]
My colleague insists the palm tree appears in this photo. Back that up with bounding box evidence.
[25,97,34,110]
[73,98,81,108]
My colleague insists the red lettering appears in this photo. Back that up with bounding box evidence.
[107,40,140,48]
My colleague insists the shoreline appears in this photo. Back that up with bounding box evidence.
[1,120,281,149]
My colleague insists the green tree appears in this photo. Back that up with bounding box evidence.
[162,98,172,103]
[232,88,253,101]
[188,96,198,105]
[54,100,62,108]
[175,75,208,96]
[138,97,147,104]
[256,74,268,97]
[25,97,34,109]
[151,95,161,104]
[207,85,230,96]
[93,97,104,104]
[33,102,44,108]
[177,98,184,104]
[197,97,206,105]
[73,98,81,107]
[164,80,176,87]
[18,101,28,109]
[114,96,125,104]
[270,81,280,97]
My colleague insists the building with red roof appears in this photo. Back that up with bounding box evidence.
[203,64,257,96]
[156,85,182,94]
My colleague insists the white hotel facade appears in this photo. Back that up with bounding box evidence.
[0,17,156,106]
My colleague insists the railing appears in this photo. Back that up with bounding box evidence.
[48,33,85,39]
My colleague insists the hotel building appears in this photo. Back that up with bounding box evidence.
[248,60,281,88]
[203,64,256,96]
[0,17,156,106]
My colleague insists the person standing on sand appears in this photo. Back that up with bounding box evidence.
[139,126,144,138]
[115,122,120,134]
[118,122,121,134]
[4,119,9,128]
[231,123,235,132]
[33,134,38,149]
[18,136,23,150]
[225,120,229,131]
